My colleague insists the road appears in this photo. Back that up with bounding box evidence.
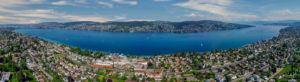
[232,65,269,82]
[193,54,256,72]
[267,53,291,81]
[17,51,26,66]
[28,51,54,80]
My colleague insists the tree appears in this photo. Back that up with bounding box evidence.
[161,78,167,82]
[20,57,27,70]
[95,51,104,58]
[52,73,64,82]
[147,62,153,69]
[154,51,158,56]
[81,50,91,56]
[181,51,186,56]
[70,47,81,53]
[110,74,118,79]
[107,79,113,82]
[17,71,25,82]
[121,74,127,80]
[170,78,176,82]
[99,75,106,82]
[142,78,146,82]
[160,62,165,67]
[132,75,137,81]
[0,50,3,55]
[211,50,216,53]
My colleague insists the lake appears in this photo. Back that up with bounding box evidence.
[13,25,286,56]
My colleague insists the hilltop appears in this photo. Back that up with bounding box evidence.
[249,20,300,26]
[0,20,253,33]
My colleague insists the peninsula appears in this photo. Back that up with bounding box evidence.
[0,20,253,33]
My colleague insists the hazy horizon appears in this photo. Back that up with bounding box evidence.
[1,0,300,24]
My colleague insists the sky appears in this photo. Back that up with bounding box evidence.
[0,0,300,24]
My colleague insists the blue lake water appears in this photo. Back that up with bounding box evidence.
[13,25,286,56]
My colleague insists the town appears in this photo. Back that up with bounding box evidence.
[0,26,300,82]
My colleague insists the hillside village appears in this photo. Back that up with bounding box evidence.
[0,26,300,82]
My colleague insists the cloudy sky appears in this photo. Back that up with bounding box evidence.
[0,0,300,24]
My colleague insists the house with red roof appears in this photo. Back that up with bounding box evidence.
[146,69,163,80]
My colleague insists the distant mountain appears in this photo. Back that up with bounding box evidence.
[0,20,253,33]
[265,21,300,26]
[279,26,300,38]
[250,20,300,26]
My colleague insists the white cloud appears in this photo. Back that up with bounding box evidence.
[154,0,171,2]
[114,16,126,20]
[174,0,232,16]
[98,1,114,8]
[0,15,41,24]
[175,0,257,20]
[125,19,155,22]
[0,8,57,18]
[0,0,44,8]
[0,8,52,14]
[0,7,124,23]
[0,0,46,24]
[112,0,137,5]
[263,9,300,21]
[75,0,87,3]
[51,0,80,6]
[62,15,112,22]
[185,12,197,17]
[0,0,120,23]
[51,1,68,5]
[184,12,231,21]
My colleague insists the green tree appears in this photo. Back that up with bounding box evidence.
[154,52,158,57]
[161,78,167,82]
[120,74,127,80]
[99,75,106,82]
[132,75,137,81]
[70,47,81,53]
[0,50,3,55]
[81,50,92,56]
[17,71,24,82]
[20,57,27,70]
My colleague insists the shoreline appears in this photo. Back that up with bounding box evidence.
[1,26,298,82]
[11,26,286,56]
